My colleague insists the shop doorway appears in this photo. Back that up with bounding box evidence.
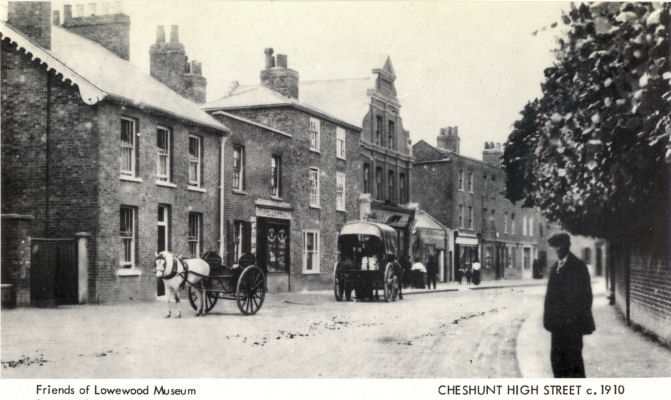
[256,218,290,274]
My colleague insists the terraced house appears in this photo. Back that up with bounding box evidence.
[1,2,229,305]
[202,48,362,291]
[412,130,547,282]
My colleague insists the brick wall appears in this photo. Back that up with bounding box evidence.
[610,239,671,345]
[222,107,361,290]
[1,41,49,235]
[94,102,223,302]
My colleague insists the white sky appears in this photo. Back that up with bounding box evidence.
[11,1,570,159]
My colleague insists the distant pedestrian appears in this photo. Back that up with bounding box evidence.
[543,233,595,378]
[457,266,464,284]
[426,256,438,289]
[411,258,426,288]
[465,266,472,285]
[472,258,481,285]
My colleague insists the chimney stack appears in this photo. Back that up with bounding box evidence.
[61,2,131,60]
[436,126,460,154]
[150,25,207,103]
[260,48,299,99]
[483,141,503,167]
[7,2,52,50]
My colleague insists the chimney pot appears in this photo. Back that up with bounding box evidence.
[64,4,72,22]
[276,54,288,68]
[52,10,60,26]
[156,25,166,43]
[191,61,202,76]
[264,48,275,69]
[170,25,179,42]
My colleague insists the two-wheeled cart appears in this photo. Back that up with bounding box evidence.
[187,252,266,315]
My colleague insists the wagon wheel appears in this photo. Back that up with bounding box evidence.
[187,281,217,312]
[236,265,266,315]
[333,263,344,301]
[383,264,399,302]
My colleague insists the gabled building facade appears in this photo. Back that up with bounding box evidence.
[1,2,229,305]
[300,56,416,259]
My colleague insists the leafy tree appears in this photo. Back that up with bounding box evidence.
[502,2,670,240]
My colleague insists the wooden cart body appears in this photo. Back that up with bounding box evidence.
[187,252,266,315]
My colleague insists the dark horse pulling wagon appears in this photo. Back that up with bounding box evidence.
[333,222,402,302]
[187,252,266,315]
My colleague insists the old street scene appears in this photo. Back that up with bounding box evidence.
[1,0,670,383]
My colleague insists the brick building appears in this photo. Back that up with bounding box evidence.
[201,49,362,291]
[299,56,416,259]
[412,129,546,282]
[1,2,229,305]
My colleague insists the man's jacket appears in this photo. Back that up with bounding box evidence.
[543,252,596,334]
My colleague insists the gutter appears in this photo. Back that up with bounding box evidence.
[219,136,228,258]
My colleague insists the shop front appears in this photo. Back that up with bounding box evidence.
[410,209,449,281]
[254,199,292,292]
[455,232,479,282]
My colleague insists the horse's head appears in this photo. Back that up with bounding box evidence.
[155,251,169,278]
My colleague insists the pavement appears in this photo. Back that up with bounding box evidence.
[515,277,671,378]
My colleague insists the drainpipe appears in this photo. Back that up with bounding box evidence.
[219,135,228,258]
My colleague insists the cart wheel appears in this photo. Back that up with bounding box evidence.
[188,282,216,312]
[333,263,344,301]
[236,265,266,315]
[384,264,399,302]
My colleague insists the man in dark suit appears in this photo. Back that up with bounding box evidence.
[543,233,595,378]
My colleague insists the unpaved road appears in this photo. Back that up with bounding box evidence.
[1,286,543,378]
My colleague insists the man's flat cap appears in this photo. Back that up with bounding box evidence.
[548,232,571,248]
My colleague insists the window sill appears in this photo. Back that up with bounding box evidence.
[156,181,177,188]
[309,205,321,210]
[336,208,347,213]
[233,189,248,196]
[188,186,207,193]
[116,268,142,277]
[309,148,321,154]
[302,270,321,275]
[120,175,143,183]
[336,156,346,161]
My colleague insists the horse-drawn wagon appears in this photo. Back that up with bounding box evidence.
[155,251,266,317]
[333,222,402,302]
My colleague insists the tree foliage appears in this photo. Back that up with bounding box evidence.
[502,2,671,240]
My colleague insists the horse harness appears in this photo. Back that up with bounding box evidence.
[158,255,191,285]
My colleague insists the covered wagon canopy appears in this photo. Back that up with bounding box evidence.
[339,221,398,256]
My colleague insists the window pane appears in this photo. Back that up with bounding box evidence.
[189,137,199,157]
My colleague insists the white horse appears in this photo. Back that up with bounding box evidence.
[155,251,210,318]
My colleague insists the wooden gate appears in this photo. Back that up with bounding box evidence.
[30,238,78,306]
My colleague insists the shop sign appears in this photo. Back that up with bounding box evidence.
[367,210,410,228]
[256,207,292,220]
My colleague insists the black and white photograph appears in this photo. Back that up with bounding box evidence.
[0,0,670,397]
